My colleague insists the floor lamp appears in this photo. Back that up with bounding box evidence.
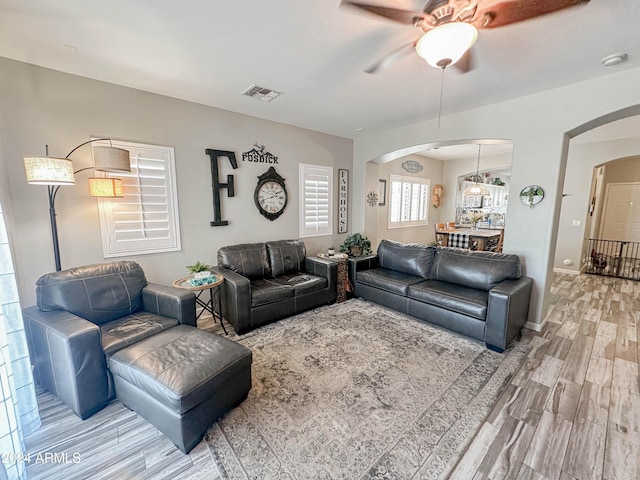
[23,138,131,271]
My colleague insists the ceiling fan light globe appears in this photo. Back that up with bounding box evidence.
[416,22,478,69]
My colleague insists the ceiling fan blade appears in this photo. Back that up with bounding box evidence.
[365,41,417,74]
[476,0,590,29]
[453,49,474,74]
[340,1,424,25]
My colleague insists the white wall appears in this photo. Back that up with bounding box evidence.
[554,139,640,273]
[0,58,353,305]
[352,67,640,329]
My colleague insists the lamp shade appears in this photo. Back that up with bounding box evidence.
[416,22,478,68]
[89,177,124,197]
[93,146,131,173]
[24,156,75,185]
[463,183,490,196]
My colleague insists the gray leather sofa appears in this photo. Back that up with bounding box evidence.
[217,239,337,334]
[349,240,533,352]
[22,261,252,453]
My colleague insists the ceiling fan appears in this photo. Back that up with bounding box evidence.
[341,0,590,73]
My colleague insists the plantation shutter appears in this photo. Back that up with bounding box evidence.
[299,164,333,238]
[94,140,181,257]
[388,174,430,228]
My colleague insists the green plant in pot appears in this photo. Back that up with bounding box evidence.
[340,233,372,257]
[186,260,213,278]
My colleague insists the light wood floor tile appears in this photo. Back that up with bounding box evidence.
[449,422,500,480]
[531,354,565,388]
[476,415,537,480]
[523,410,572,480]
[559,334,595,385]
[604,422,640,480]
[562,416,606,480]
[545,378,582,422]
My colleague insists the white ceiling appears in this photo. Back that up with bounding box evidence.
[0,0,639,141]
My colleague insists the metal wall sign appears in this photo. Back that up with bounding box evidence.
[206,149,238,227]
[338,169,349,233]
[402,160,423,173]
[242,143,279,164]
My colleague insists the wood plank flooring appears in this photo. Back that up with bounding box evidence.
[24,274,639,479]
[452,273,640,480]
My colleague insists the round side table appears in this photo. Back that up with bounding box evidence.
[173,274,227,335]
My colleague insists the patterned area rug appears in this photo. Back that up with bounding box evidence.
[206,299,529,479]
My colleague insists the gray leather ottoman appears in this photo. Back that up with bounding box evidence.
[108,325,252,453]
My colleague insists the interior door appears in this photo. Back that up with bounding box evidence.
[600,183,640,242]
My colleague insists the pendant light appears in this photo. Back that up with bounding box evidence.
[463,144,490,197]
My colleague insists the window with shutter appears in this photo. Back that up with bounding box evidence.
[299,164,333,238]
[93,140,181,257]
[388,174,430,228]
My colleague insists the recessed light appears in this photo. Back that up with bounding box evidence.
[601,53,628,67]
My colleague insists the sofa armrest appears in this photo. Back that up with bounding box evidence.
[216,267,252,334]
[348,255,379,283]
[142,283,196,327]
[22,305,109,419]
[304,257,337,291]
[485,276,533,352]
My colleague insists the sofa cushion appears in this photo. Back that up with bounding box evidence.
[377,239,435,280]
[357,268,424,296]
[217,243,271,279]
[281,273,328,296]
[266,240,306,277]
[36,261,147,325]
[430,247,521,291]
[250,278,294,307]
[407,280,489,320]
[100,312,179,356]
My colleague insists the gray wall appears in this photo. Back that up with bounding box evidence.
[0,58,353,305]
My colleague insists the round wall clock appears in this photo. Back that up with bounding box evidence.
[254,166,288,221]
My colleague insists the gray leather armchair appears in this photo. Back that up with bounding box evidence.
[217,240,337,334]
[22,261,196,419]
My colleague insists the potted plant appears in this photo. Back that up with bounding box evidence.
[186,260,213,279]
[340,233,372,257]
[327,246,336,256]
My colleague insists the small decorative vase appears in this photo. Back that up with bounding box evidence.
[327,248,335,256]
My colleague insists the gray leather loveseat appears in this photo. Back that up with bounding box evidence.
[217,239,337,334]
[349,240,533,352]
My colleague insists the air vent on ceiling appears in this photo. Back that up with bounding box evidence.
[241,84,283,102]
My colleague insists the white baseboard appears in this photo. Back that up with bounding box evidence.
[525,319,545,332]
[553,268,580,276]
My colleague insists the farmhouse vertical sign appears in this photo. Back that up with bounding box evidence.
[338,169,349,233]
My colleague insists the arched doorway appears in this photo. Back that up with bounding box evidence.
[364,139,513,248]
